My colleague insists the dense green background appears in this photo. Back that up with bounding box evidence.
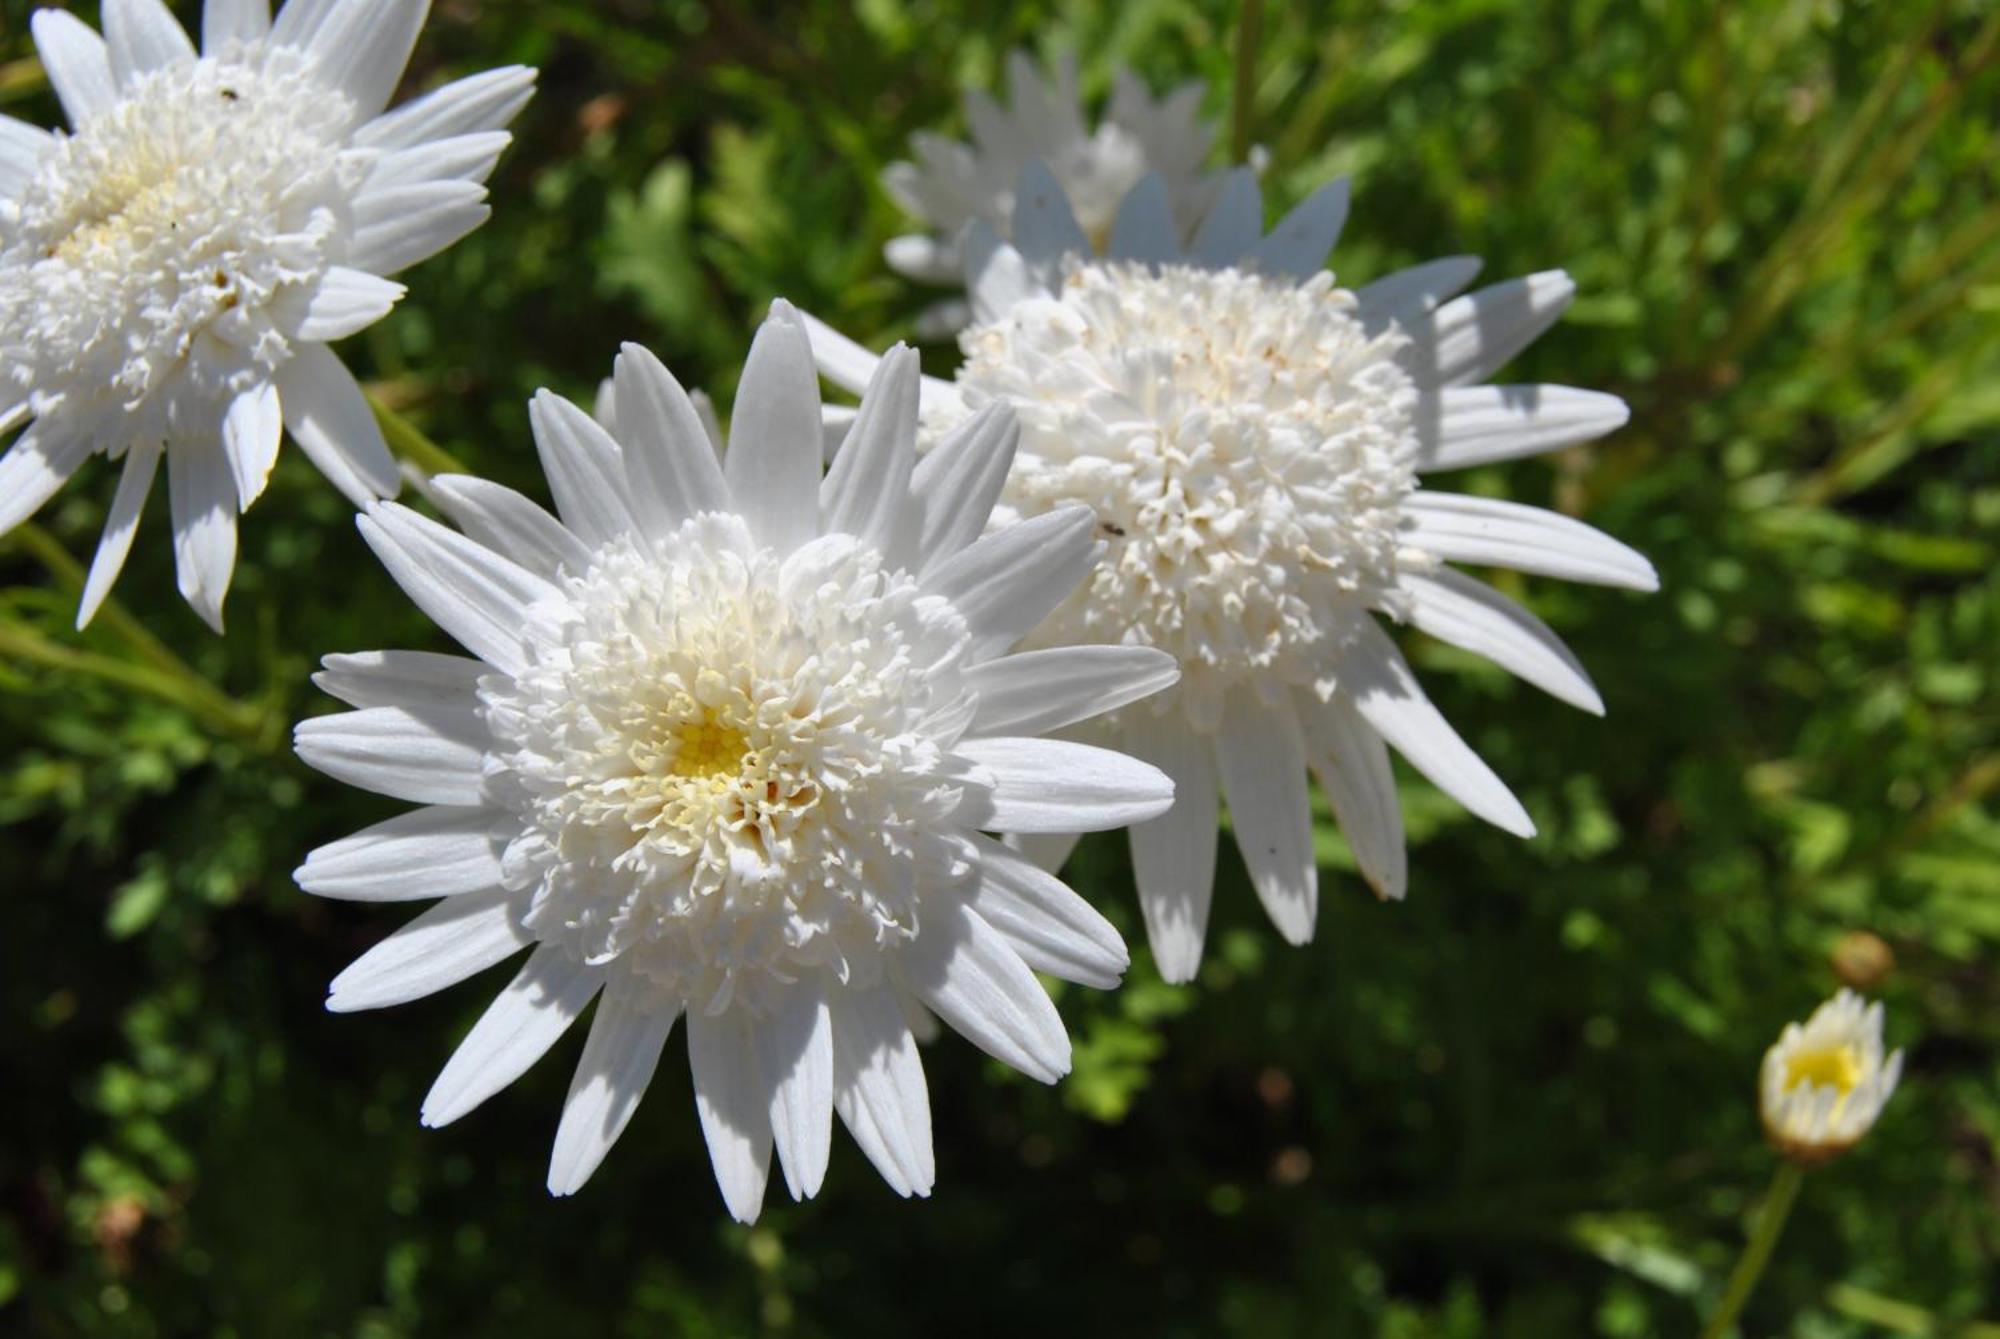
[2,0,1995,1334]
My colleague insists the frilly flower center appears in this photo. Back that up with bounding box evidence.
[1783,1044,1863,1100]
[671,714,752,781]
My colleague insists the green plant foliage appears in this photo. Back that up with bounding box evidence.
[1,0,1995,1334]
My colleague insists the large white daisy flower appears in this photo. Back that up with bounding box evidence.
[293,306,1178,1221]
[806,165,1656,982]
[882,51,1229,334]
[1759,989,1903,1166]
[0,0,532,630]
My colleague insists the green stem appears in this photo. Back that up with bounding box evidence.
[1700,1160,1807,1339]
[368,391,468,478]
[1230,0,1264,165]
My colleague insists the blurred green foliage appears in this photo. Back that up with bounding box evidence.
[1,0,1996,1334]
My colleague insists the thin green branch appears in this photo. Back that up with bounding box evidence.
[368,390,469,478]
[1231,0,1264,165]
[1699,1160,1806,1339]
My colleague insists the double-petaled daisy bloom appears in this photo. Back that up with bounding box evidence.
[0,0,532,630]
[883,51,1230,334]
[807,165,1656,982]
[1759,989,1903,1166]
[293,306,1177,1220]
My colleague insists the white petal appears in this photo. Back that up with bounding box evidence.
[292,702,490,805]
[1298,694,1406,901]
[0,422,93,535]
[882,232,959,283]
[167,436,239,633]
[202,0,270,52]
[908,403,1018,574]
[222,380,282,508]
[1189,167,1262,268]
[428,475,590,581]
[354,66,536,148]
[294,266,405,342]
[1400,566,1604,715]
[268,0,340,49]
[1250,178,1349,280]
[1124,712,1220,984]
[759,986,834,1202]
[103,0,194,86]
[963,645,1179,736]
[344,179,489,276]
[1418,385,1630,472]
[301,0,428,123]
[610,341,729,532]
[548,973,678,1196]
[797,309,883,398]
[924,504,1095,657]
[1010,158,1088,270]
[528,391,641,546]
[724,302,822,554]
[954,735,1175,834]
[819,345,918,550]
[830,982,932,1198]
[1402,492,1659,591]
[327,887,531,1012]
[1009,830,1082,874]
[1107,172,1181,266]
[1355,256,1483,334]
[357,502,561,675]
[296,805,503,901]
[687,1009,775,1224]
[966,833,1127,989]
[422,945,605,1128]
[900,898,1070,1083]
[964,222,1040,324]
[363,131,510,190]
[32,10,117,126]
[1216,693,1317,945]
[1345,621,1535,837]
[311,647,485,709]
[275,344,400,505]
[76,443,160,631]
[1399,271,1575,388]
[0,117,53,197]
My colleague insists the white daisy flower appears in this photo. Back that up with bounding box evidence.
[1760,989,1903,1166]
[292,305,1177,1221]
[882,51,1231,334]
[805,165,1656,982]
[0,0,533,630]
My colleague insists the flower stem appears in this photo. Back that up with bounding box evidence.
[1231,0,1264,165]
[368,390,468,478]
[1700,1159,1807,1339]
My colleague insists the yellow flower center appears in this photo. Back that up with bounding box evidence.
[671,716,749,781]
[1783,1043,1863,1098]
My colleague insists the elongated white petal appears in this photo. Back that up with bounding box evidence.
[759,986,834,1202]
[1400,271,1575,388]
[1124,712,1219,983]
[882,231,959,283]
[725,303,822,554]
[1400,566,1604,714]
[303,0,429,124]
[1402,492,1658,591]
[909,403,1018,573]
[966,833,1127,989]
[0,424,93,535]
[168,436,238,633]
[1418,385,1630,472]
[549,974,678,1196]
[327,887,530,1012]
[1217,693,1317,945]
[964,222,1041,324]
[797,309,883,398]
[364,131,510,191]
[275,344,400,504]
[296,805,503,901]
[820,345,917,550]
[428,475,590,581]
[955,736,1174,833]
[528,391,641,547]
[268,0,340,49]
[357,502,560,674]
[103,0,194,86]
[345,179,489,276]
[202,0,269,52]
[77,444,160,631]
[294,266,405,342]
[1345,621,1535,837]
[687,1009,775,1224]
[924,504,1095,656]
[422,946,605,1128]
[1189,167,1262,268]
[1251,178,1350,280]
[0,117,52,197]
[311,648,486,709]
[32,10,117,125]
[1011,158,1089,269]
[354,66,535,148]
[293,702,490,805]
[1299,693,1406,901]
[831,982,932,1198]
[1107,171,1181,266]
[901,899,1070,1083]
[1356,256,1484,334]
[964,645,1178,736]
[222,380,282,509]
[610,342,728,532]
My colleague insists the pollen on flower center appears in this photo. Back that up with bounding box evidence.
[1783,1044,1863,1099]
[670,714,751,781]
